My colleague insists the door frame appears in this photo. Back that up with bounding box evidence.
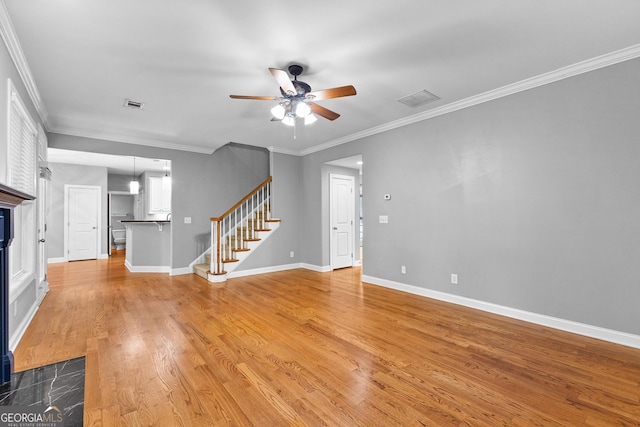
[64,184,102,261]
[329,173,355,270]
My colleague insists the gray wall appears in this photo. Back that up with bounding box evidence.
[299,57,640,336]
[108,174,134,193]
[48,163,109,258]
[47,135,269,269]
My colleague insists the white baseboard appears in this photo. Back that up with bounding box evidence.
[230,263,303,278]
[9,301,39,352]
[124,260,170,273]
[362,275,640,350]
[301,263,331,273]
[170,267,193,276]
[48,257,66,264]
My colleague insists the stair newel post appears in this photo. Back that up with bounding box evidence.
[216,220,222,274]
[210,220,214,274]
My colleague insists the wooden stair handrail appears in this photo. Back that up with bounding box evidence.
[210,176,272,222]
[209,176,273,276]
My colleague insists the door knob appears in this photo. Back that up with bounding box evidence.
[333,227,338,230]
[39,239,46,243]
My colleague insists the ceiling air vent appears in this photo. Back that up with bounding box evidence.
[124,99,144,110]
[397,90,440,108]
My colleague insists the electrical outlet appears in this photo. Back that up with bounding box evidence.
[379,215,389,224]
[184,217,191,224]
[401,265,406,274]
[290,251,294,258]
[451,273,458,285]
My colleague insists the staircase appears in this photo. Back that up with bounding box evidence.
[192,177,280,282]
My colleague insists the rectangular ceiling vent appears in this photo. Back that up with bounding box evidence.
[397,90,440,108]
[124,99,144,110]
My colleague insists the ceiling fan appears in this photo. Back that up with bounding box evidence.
[230,64,356,126]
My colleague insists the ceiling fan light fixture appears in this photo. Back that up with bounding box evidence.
[304,113,317,125]
[296,101,311,118]
[271,103,286,120]
[282,115,295,126]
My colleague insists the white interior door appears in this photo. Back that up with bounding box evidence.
[66,185,100,261]
[330,174,355,269]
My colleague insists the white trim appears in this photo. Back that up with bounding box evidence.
[170,267,193,276]
[8,271,33,304]
[268,146,301,156]
[9,300,39,352]
[47,257,66,264]
[0,2,50,127]
[362,275,640,350]
[301,263,331,273]
[229,263,302,279]
[298,43,640,156]
[124,259,170,273]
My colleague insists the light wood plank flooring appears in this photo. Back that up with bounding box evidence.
[14,252,640,426]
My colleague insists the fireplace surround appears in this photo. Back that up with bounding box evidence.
[0,183,35,384]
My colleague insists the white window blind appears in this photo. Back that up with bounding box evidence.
[6,79,37,292]
[7,80,37,196]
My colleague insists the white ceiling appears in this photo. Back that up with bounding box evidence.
[3,1,640,156]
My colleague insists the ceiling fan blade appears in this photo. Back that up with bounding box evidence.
[310,103,340,121]
[306,85,356,101]
[269,68,297,95]
[230,95,279,100]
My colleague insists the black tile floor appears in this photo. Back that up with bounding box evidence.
[0,356,85,426]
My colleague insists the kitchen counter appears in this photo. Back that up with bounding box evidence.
[121,220,171,272]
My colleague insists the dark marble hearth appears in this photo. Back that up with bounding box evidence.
[0,356,85,426]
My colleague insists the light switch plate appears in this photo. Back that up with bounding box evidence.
[184,217,192,224]
[379,215,389,223]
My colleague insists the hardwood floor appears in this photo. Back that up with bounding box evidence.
[14,252,640,426]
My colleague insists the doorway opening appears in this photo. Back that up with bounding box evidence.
[324,155,363,269]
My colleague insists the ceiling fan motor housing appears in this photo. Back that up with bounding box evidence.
[280,80,311,97]
[288,64,304,77]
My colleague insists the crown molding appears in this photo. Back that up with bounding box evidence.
[0,0,49,127]
[299,43,640,156]
[268,145,302,156]
[48,125,215,154]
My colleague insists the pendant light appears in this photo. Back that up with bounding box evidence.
[162,160,171,184]
[129,156,139,194]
